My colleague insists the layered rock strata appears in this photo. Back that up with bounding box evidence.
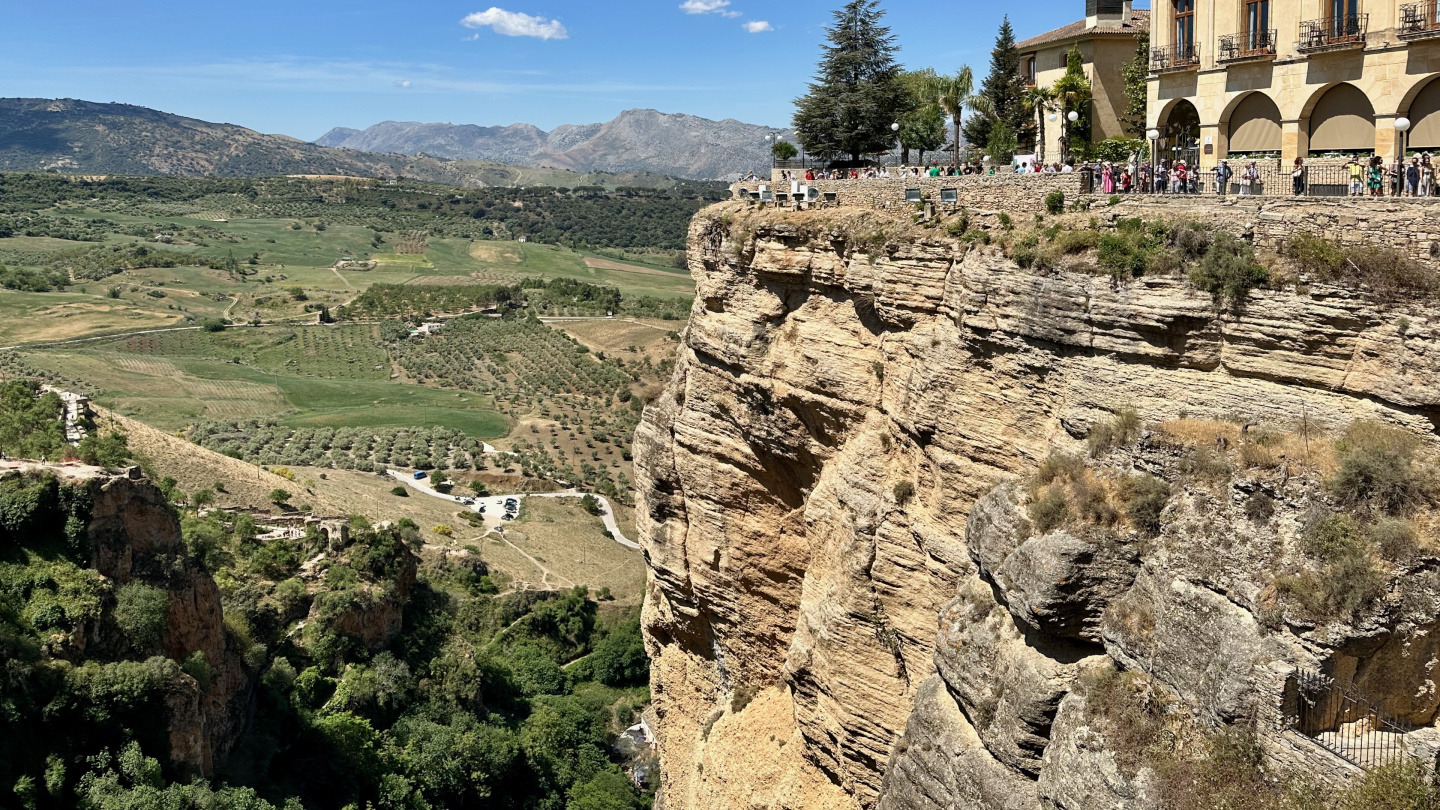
[636,204,1440,809]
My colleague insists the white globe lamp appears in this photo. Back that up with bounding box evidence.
[1067,110,1080,123]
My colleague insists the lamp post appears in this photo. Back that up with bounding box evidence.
[1396,116,1412,163]
[892,121,901,169]
[1146,128,1160,193]
[1046,111,1057,165]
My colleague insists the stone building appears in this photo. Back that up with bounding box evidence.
[1017,0,1151,162]
[1147,0,1440,167]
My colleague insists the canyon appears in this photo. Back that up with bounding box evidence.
[635,196,1440,808]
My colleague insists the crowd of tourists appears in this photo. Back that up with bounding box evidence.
[749,152,1440,198]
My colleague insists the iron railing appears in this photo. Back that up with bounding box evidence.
[1400,1,1440,39]
[1285,669,1413,771]
[1219,29,1278,61]
[1297,14,1368,52]
[1151,43,1201,72]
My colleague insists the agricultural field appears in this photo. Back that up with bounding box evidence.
[0,171,690,598]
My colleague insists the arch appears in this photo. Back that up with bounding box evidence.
[1404,76,1440,151]
[1158,99,1201,163]
[1224,92,1283,153]
[1307,83,1375,153]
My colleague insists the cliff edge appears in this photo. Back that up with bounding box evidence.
[636,200,1440,809]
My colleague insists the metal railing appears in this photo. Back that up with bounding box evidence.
[1297,14,1368,52]
[1285,669,1413,771]
[1219,29,1278,61]
[1150,43,1201,72]
[1400,1,1440,39]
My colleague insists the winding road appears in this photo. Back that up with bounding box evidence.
[384,468,639,550]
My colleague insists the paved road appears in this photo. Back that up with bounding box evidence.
[384,469,638,549]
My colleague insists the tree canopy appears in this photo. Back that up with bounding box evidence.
[964,17,1032,153]
[793,0,908,162]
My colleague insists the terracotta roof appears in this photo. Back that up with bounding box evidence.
[1016,10,1150,51]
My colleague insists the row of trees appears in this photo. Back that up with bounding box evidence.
[789,0,1149,166]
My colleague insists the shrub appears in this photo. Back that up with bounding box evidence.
[1286,232,1439,297]
[268,489,292,506]
[1044,190,1065,215]
[731,684,760,714]
[1088,409,1141,456]
[1330,420,1432,514]
[893,480,915,505]
[201,318,226,332]
[1244,492,1274,523]
[114,582,169,652]
[1108,195,1120,206]
[1028,486,1070,535]
[1369,518,1419,562]
[181,650,211,691]
[433,525,453,537]
[390,486,408,497]
[1120,474,1170,536]
[1188,232,1268,308]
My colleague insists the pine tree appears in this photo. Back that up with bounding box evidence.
[793,0,907,162]
[963,16,1032,152]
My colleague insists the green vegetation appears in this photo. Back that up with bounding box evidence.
[1283,232,1438,296]
[793,0,908,162]
[0,379,67,459]
[963,17,1031,158]
[1188,232,1268,308]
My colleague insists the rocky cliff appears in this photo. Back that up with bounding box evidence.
[37,464,251,777]
[635,202,1440,809]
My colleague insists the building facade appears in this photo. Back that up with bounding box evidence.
[1018,0,1151,162]
[1147,0,1440,167]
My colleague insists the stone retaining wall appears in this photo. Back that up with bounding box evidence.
[1099,196,1440,262]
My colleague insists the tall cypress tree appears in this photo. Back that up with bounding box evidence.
[963,17,1032,151]
[793,0,907,162]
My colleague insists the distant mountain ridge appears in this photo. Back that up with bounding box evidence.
[316,109,793,180]
[0,98,711,189]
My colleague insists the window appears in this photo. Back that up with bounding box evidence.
[1174,0,1194,50]
[1330,0,1357,19]
[1026,56,1036,83]
[1245,0,1269,49]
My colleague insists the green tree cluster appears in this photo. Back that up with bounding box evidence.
[793,0,908,162]
[963,17,1033,156]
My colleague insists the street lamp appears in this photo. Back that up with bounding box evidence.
[1396,117,1412,164]
[1146,128,1160,193]
[892,121,900,168]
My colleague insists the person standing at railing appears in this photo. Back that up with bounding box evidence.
[1346,157,1364,197]
[1406,158,1420,196]
[1422,155,1434,197]
[1368,157,1384,197]
[1173,161,1188,194]
[1292,157,1306,195]
[1214,160,1232,196]
[1240,161,1258,196]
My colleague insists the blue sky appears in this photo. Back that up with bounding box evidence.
[0,1,1142,139]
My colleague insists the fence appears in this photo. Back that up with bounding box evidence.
[1093,162,1428,197]
[1285,669,1414,771]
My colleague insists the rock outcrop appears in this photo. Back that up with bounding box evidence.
[636,203,1440,809]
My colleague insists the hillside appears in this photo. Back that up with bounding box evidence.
[316,109,794,180]
[636,198,1440,809]
[0,98,698,189]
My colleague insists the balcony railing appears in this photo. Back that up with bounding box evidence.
[1150,44,1201,73]
[1297,14,1368,53]
[1400,1,1440,39]
[1218,29,1278,62]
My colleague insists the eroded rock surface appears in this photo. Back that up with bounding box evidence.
[636,204,1440,810]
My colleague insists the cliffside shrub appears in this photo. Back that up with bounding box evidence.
[1044,190,1065,215]
[1088,409,1141,456]
[113,583,169,654]
[1285,231,1438,296]
[1028,487,1070,535]
[1119,474,1169,536]
[1188,232,1268,308]
[1329,420,1432,515]
[892,480,915,505]
[1280,510,1385,619]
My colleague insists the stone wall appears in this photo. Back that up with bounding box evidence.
[731,172,1086,213]
[1098,196,1440,262]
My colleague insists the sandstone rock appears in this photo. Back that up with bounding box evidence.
[875,675,1040,810]
[1037,691,1155,810]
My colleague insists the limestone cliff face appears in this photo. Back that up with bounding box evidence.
[80,469,250,777]
[635,203,1440,809]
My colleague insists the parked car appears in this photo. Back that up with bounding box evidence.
[458,497,474,505]
[413,470,427,480]
[502,513,514,521]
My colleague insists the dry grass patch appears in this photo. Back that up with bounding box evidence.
[507,497,646,603]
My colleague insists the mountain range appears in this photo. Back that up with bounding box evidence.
[315,109,794,180]
[0,98,758,186]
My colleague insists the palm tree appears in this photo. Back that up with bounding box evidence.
[1023,85,1057,165]
[931,66,992,167]
[1052,46,1092,164]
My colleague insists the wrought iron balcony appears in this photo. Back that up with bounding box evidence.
[1150,44,1201,73]
[1297,14,1368,53]
[1399,1,1440,40]
[1218,29,1278,62]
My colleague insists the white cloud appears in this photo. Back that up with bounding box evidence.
[460,8,568,40]
[394,79,412,88]
[681,0,740,17]
[743,20,773,32]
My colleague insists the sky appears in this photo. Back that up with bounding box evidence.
[0,0,1145,140]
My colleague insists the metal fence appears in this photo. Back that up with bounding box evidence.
[1298,13,1369,52]
[1400,0,1440,39]
[1285,669,1414,771]
[1218,29,1278,61]
[1103,162,1422,197]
